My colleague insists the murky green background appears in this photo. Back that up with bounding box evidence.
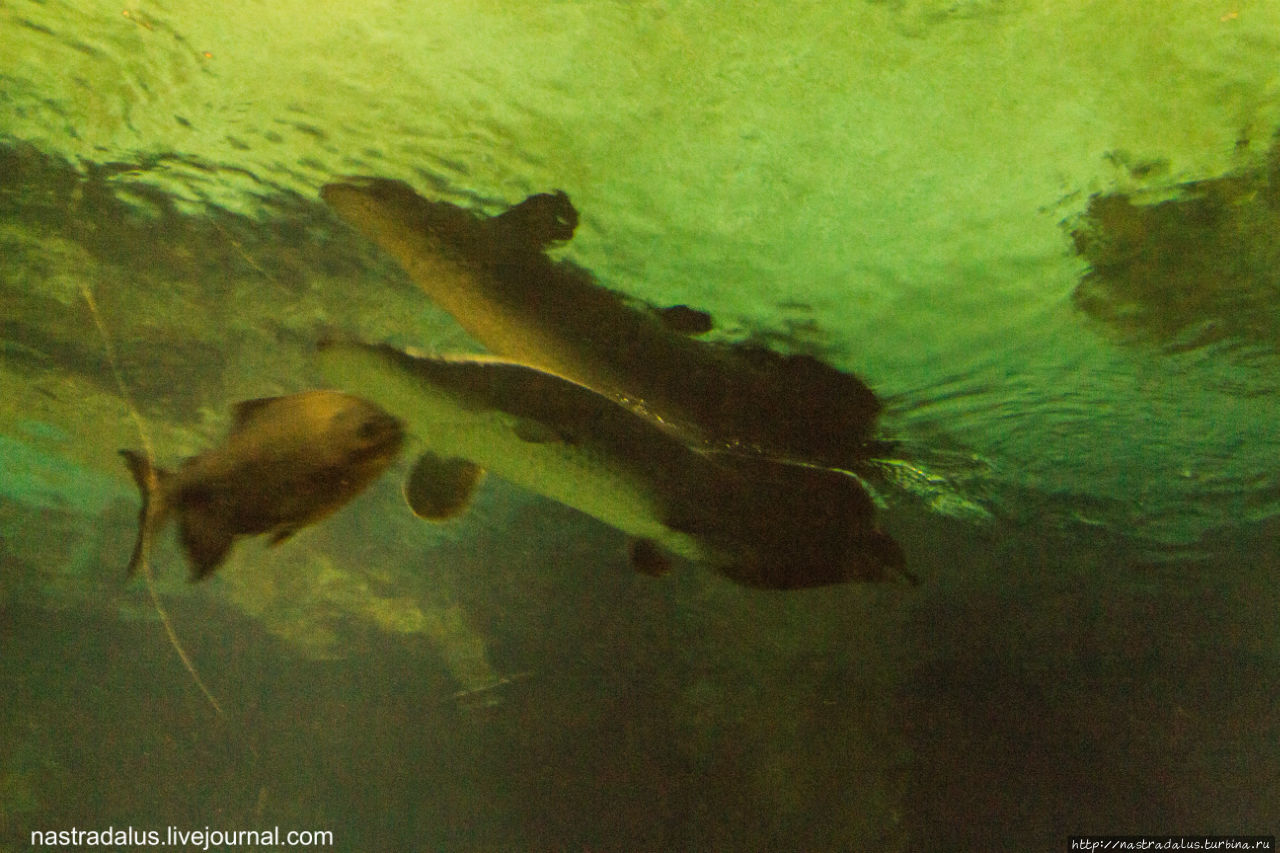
[2,1,1278,850]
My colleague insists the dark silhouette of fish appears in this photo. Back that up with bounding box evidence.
[320,178,884,468]
[119,391,404,580]
[318,341,911,589]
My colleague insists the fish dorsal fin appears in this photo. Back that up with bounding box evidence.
[489,190,578,249]
[178,508,237,581]
[404,451,485,520]
[230,396,283,431]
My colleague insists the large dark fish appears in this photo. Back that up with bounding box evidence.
[320,178,884,468]
[318,340,910,590]
[119,390,404,580]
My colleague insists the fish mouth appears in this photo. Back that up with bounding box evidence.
[350,413,406,462]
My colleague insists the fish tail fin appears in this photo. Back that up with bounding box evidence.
[118,449,171,577]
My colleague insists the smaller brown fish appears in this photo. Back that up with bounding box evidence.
[119,390,404,580]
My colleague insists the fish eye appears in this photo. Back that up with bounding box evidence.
[356,419,383,441]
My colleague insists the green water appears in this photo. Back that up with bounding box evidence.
[2,1,1279,850]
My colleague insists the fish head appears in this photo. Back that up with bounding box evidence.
[706,456,914,589]
[326,394,406,468]
[322,178,480,253]
[729,527,911,590]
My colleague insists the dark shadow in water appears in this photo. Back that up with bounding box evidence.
[1069,133,1280,353]
[895,512,1280,851]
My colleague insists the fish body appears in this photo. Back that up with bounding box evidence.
[320,179,883,467]
[120,390,404,580]
[321,342,712,564]
[317,341,908,589]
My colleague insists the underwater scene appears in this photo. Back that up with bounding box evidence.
[2,1,1279,850]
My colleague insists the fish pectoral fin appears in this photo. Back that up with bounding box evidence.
[628,538,672,578]
[404,451,485,521]
[178,509,237,581]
